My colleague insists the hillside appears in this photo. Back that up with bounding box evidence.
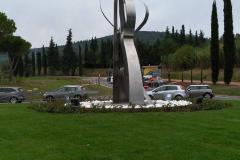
[32,31,165,54]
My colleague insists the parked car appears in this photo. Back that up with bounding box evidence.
[43,85,88,101]
[0,87,25,103]
[144,80,167,91]
[186,85,214,99]
[147,85,187,100]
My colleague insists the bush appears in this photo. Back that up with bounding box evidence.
[29,101,76,113]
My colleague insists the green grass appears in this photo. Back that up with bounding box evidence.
[211,85,240,96]
[0,101,240,159]
[0,76,112,100]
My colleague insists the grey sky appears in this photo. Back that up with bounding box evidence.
[0,0,240,48]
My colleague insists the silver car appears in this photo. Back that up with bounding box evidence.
[0,87,25,103]
[186,85,214,99]
[147,85,187,100]
[43,85,87,101]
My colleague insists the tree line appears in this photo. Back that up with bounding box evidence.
[0,12,31,80]
[25,30,113,77]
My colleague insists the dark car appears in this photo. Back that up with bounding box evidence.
[0,87,25,103]
[43,85,88,101]
[186,85,214,99]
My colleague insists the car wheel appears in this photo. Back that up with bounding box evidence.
[10,97,18,104]
[149,95,154,100]
[74,95,83,101]
[203,93,212,99]
[174,95,183,101]
[46,96,54,102]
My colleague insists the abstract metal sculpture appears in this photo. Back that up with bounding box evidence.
[101,0,149,104]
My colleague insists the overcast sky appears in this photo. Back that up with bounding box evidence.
[0,0,240,48]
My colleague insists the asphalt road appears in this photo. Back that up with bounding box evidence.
[83,77,240,101]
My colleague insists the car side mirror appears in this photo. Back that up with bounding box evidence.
[187,89,191,91]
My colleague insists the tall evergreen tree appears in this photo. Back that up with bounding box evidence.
[199,30,205,44]
[42,45,47,75]
[24,54,30,77]
[62,29,77,75]
[188,29,193,45]
[47,37,56,75]
[211,0,220,84]
[165,26,170,39]
[100,40,106,68]
[54,44,60,71]
[180,25,186,45]
[84,42,89,67]
[194,31,199,47]
[36,51,42,75]
[31,52,35,76]
[78,45,83,76]
[223,0,236,84]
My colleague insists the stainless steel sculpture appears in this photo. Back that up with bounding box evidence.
[101,0,149,104]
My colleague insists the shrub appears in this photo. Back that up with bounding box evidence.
[29,101,76,113]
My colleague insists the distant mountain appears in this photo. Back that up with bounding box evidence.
[31,31,166,54]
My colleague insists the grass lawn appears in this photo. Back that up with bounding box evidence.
[0,101,240,160]
[0,76,112,100]
[211,85,240,96]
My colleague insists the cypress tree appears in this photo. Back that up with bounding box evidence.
[180,25,186,45]
[194,31,199,47]
[211,0,220,84]
[78,45,83,76]
[42,46,47,75]
[199,30,205,44]
[24,54,30,77]
[84,42,89,68]
[47,37,56,75]
[54,44,60,71]
[31,52,36,76]
[100,40,107,68]
[36,51,42,75]
[223,0,236,84]
[62,29,77,75]
[188,29,193,45]
[165,26,170,39]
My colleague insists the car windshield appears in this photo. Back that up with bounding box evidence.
[18,88,24,92]
[153,86,166,92]
[65,87,77,92]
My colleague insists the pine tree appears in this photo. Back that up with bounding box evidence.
[62,29,77,75]
[223,0,236,84]
[84,42,89,67]
[188,29,193,45]
[42,45,47,75]
[31,52,36,76]
[211,0,220,84]
[47,37,56,75]
[180,25,186,45]
[36,51,42,75]
[165,26,170,39]
[199,30,205,44]
[100,40,108,68]
[78,45,83,76]
[54,44,60,71]
[194,31,199,47]
[24,54,30,77]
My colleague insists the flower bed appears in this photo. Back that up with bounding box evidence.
[29,99,232,113]
[79,100,192,109]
